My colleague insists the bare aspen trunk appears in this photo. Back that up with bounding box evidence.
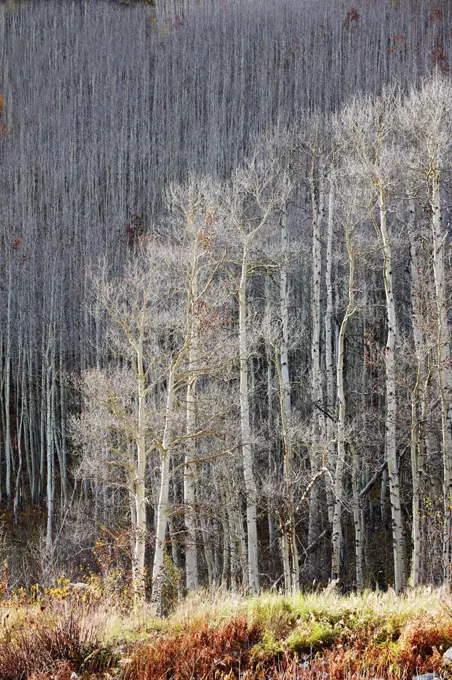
[45,282,56,553]
[132,331,147,602]
[239,243,259,594]
[25,337,35,504]
[45,363,55,552]
[13,352,25,525]
[409,232,429,587]
[199,513,215,587]
[184,235,200,593]
[4,272,12,503]
[410,363,422,587]
[379,190,405,593]
[129,468,137,562]
[264,279,277,580]
[325,176,336,525]
[278,210,298,591]
[280,212,291,440]
[184,358,199,591]
[58,324,67,509]
[151,360,176,614]
[331,221,355,583]
[429,169,452,585]
[220,487,230,588]
[351,446,364,590]
[235,502,248,590]
[307,162,325,579]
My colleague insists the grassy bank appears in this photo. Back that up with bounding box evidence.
[0,588,451,679]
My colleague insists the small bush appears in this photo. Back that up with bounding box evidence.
[0,615,98,680]
[123,615,261,680]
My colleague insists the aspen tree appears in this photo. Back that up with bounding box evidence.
[331,216,357,584]
[324,170,337,526]
[219,149,290,593]
[339,91,405,593]
[167,178,227,593]
[307,137,326,578]
[73,245,185,602]
[151,357,178,611]
[409,224,434,587]
[400,76,452,585]
[267,205,299,593]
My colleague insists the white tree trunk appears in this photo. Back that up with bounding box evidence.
[409,230,429,588]
[278,209,298,591]
[325,176,336,525]
[239,244,259,594]
[151,360,176,613]
[351,446,364,590]
[331,221,355,582]
[45,364,54,552]
[429,169,452,585]
[184,235,200,592]
[184,356,199,591]
[379,190,405,593]
[307,165,325,578]
[4,271,12,503]
[131,331,147,603]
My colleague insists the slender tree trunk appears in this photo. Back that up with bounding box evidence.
[4,271,12,504]
[45,364,54,552]
[325,176,336,525]
[239,243,259,594]
[331,221,355,583]
[235,501,248,590]
[264,279,277,580]
[13,358,24,525]
[151,359,176,614]
[379,189,405,593]
[132,330,147,603]
[307,161,325,579]
[278,209,299,591]
[351,446,364,590]
[184,236,200,593]
[45,278,56,553]
[59,323,68,509]
[201,514,214,587]
[220,486,230,589]
[409,231,429,587]
[429,168,452,585]
[28,341,37,504]
[184,360,199,591]
[229,503,239,590]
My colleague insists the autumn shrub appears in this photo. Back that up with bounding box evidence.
[306,616,452,680]
[0,614,107,680]
[122,615,262,680]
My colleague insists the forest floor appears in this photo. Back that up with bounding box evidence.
[0,587,451,680]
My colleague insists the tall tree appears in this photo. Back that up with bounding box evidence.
[400,76,452,585]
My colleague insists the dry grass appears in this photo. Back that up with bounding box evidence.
[0,587,451,679]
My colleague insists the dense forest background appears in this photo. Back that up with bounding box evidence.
[0,0,451,610]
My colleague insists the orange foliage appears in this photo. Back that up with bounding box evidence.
[124,616,262,680]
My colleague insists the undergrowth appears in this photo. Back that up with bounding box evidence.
[0,614,113,680]
[0,587,451,679]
